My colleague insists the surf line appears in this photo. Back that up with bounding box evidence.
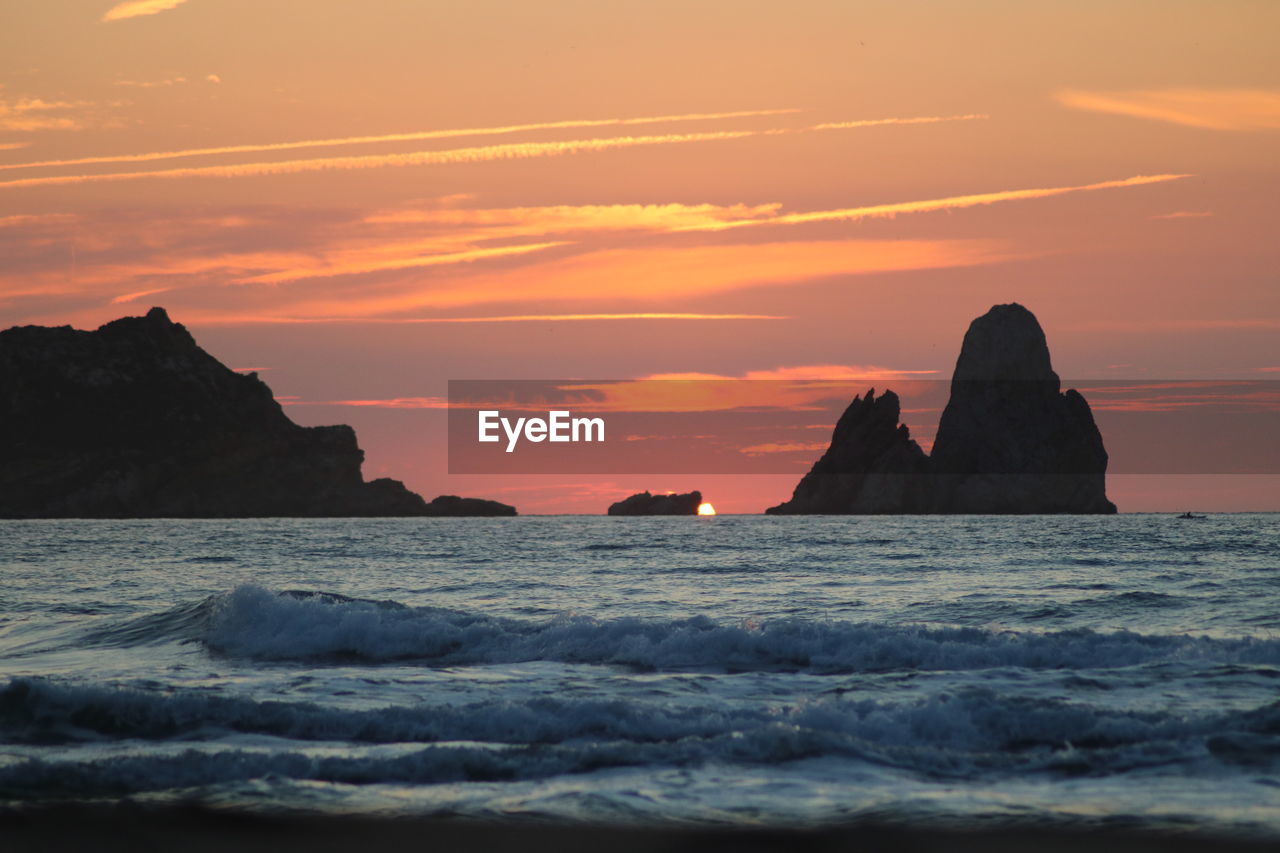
[478,410,605,452]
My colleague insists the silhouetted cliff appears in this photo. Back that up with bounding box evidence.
[0,308,491,518]
[767,304,1115,514]
[608,491,703,515]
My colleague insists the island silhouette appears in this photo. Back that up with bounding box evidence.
[768,303,1115,514]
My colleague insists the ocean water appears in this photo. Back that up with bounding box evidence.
[2,515,1279,836]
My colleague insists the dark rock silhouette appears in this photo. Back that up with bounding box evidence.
[929,304,1115,513]
[422,495,517,517]
[608,490,703,515]
[767,303,1115,514]
[765,389,930,514]
[0,308,513,518]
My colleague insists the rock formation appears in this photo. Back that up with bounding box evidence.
[765,389,930,514]
[928,303,1115,513]
[0,308,513,518]
[422,495,517,517]
[608,490,703,515]
[767,303,1115,514]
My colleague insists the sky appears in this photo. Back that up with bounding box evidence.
[1,0,1277,513]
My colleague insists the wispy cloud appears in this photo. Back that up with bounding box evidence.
[641,365,938,381]
[113,76,189,88]
[0,109,798,173]
[362,202,781,232]
[234,241,571,285]
[810,113,987,130]
[0,112,984,188]
[102,0,190,23]
[0,212,77,228]
[739,441,830,455]
[177,313,790,325]
[1056,88,1280,131]
[0,141,31,151]
[0,98,90,132]
[280,238,1019,317]
[674,174,1192,232]
[0,130,763,190]
[111,287,172,304]
[1151,210,1213,219]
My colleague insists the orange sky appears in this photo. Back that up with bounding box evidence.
[1,1,1278,512]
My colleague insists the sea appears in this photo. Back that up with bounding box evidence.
[2,515,1279,839]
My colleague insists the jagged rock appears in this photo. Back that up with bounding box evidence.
[422,495,517,517]
[766,389,930,514]
[929,303,1115,513]
[767,303,1115,514]
[0,308,500,518]
[608,490,702,515]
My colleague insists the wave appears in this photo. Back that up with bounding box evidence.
[71,585,1280,672]
[3,677,1280,797]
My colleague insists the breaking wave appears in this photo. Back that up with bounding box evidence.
[3,676,1280,798]
[66,585,1280,673]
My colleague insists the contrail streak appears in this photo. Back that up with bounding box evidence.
[674,174,1194,231]
[0,131,762,189]
[0,113,987,190]
[0,109,800,172]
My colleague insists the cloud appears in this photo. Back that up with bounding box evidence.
[0,142,31,151]
[204,313,787,325]
[205,74,221,84]
[675,174,1192,232]
[286,397,451,409]
[234,241,572,285]
[0,112,984,188]
[0,129,764,190]
[1151,210,1213,219]
[0,108,798,173]
[102,0,190,23]
[810,114,987,130]
[111,287,172,304]
[1056,88,1280,131]
[545,372,941,414]
[363,202,781,232]
[0,97,91,132]
[279,238,1019,317]
[114,76,187,88]
[739,441,830,455]
[0,212,77,228]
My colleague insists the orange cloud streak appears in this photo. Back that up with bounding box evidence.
[675,174,1193,231]
[102,0,190,22]
[363,202,782,231]
[1056,88,1280,131]
[186,313,789,325]
[0,130,763,190]
[0,109,799,172]
[283,238,1019,317]
[0,113,986,189]
[235,241,571,285]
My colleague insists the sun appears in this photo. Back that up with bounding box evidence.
[697,502,717,516]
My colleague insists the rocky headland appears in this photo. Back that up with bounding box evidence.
[767,303,1115,514]
[0,308,514,518]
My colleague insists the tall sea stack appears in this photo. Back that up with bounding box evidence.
[929,303,1114,513]
[767,303,1115,514]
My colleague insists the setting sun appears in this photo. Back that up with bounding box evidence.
[697,502,717,515]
